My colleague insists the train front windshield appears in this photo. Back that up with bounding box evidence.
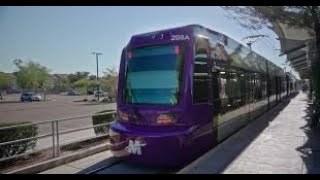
[124,44,185,106]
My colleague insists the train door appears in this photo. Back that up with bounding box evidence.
[248,73,256,121]
[239,71,251,125]
[242,73,251,124]
[286,74,289,97]
[207,41,220,130]
[279,77,283,101]
[274,76,279,104]
[280,77,283,100]
[193,36,217,137]
[207,41,227,141]
[211,70,220,128]
[206,42,223,145]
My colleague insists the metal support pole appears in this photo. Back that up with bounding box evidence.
[266,60,270,110]
[56,121,60,157]
[96,54,100,101]
[92,52,102,101]
[51,121,56,158]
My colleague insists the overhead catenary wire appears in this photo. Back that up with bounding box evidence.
[219,7,278,52]
[219,7,295,73]
[219,7,256,47]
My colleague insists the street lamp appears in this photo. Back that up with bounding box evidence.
[92,52,102,101]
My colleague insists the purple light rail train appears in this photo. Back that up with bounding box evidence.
[109,24,298,167]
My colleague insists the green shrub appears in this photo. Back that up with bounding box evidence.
[92,110,116,135]
[0,122,38,160]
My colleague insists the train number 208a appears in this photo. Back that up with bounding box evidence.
[171,35,190,41]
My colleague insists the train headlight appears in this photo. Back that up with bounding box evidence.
[156,113,176,125]
[118,111,129,122]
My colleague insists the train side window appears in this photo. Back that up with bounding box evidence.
[253,73,263,101]
[219,71,228,113]
[193,37,210,104]
[218,70,245,114]
[261,75,267,99]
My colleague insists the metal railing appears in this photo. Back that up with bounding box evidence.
[0,110,117,163]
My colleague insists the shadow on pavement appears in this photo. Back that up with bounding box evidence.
[183,92,298,174]
[296,97,320,174]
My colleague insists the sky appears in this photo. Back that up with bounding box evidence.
[0,6,295,77]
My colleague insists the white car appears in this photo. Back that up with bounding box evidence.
[31,94,42,101]
[94,91,108,97]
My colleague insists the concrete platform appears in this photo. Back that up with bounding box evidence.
[179,92,320,174]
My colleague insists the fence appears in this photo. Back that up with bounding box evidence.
[0,110,117,163]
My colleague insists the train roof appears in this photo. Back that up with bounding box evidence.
[189,25,287,76]
[130,24,290,78]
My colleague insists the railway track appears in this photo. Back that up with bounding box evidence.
[83,157,178,174]
[84,159,124,174]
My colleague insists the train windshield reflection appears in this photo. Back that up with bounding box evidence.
[124,44,185,105]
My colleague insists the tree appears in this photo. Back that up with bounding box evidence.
[0,73,13,100]
[100,67,118,101]
[71,79,89,91]
[0,73,13,90]
[222,6,319,35]
[223,6,320,108]
[52,77,70,93]
[13,59,51,92]
[42,77,54,100]
[71,79,98,94]
[68,71,90,84]
[72,79,96,89]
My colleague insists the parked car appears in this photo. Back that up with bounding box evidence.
[68,89,80,96]
[31,93,42,101]
[21,92,42,102]
[21,92,33,102]
[87,89,95,95]
[94,90,108,97]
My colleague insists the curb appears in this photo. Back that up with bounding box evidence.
[0,101,20,104]
[5,143,110,174]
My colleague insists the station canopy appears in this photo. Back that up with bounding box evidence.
[271,21,316,79]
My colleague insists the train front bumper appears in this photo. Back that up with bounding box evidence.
[109,121,195,167]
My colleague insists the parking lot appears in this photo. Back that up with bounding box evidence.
[0,94,117,149]
[0,94,116,124]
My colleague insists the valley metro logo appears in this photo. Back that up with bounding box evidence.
[125,139,147,155]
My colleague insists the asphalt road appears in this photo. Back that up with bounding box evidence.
[0,94,117,149]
